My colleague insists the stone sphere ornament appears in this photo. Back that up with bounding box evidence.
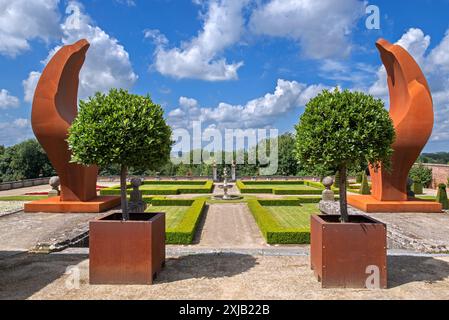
[49,176,61,190]
[130,178,143,188]
[322,176,334,190]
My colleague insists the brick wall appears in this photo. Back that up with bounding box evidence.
[421,164,449,188]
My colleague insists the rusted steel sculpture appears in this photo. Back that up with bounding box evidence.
[348,39,442,213]
[25,39,120,213]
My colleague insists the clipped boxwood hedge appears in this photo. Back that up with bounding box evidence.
[100,180,214,196]
[237,180,324,195]
[247,200,310,244]
[164,199,206,244]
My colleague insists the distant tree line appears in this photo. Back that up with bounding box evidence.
[419,152,449,165]
[1,136,446,182]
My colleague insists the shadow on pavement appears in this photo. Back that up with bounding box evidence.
[388,255,449,288]
[156,253,258,284]
[0,251,88,300]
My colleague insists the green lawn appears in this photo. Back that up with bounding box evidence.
[0,196,47,201]
[146,205,190,229]
[263,204,317,229]
[139,184,200,190]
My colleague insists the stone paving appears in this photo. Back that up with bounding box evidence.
[1,250,449,300]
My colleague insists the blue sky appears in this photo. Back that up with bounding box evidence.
[1,0,449,152]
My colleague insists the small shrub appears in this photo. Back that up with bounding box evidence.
[436,184,449,210]
[412,182,424,195]
[360,172,371,195]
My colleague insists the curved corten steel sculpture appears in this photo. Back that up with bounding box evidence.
[31,39,98,202]
[369,38,434,201]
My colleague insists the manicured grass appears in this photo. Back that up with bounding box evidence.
[247,199,318,244]
[263,204,317,229]
[0,196,47,201]
[146,206,190,229]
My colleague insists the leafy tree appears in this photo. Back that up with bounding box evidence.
[0,139,55,182]
[409,163,433,187]
[68,89,173,220]
[277,133,299,176]
[295,89,395,222]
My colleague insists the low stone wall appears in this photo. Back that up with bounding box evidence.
[0,178,50,191]
[421,163,449,188]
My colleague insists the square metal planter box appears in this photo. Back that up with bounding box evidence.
[89,212,165,285]
[311,214,387,289]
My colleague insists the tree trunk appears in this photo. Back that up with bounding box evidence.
[339,164,349,223]
[120,165,129,221]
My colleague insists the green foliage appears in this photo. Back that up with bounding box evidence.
[0,139,55,182]
[68,89,173,171]
[0,196,47,201]
[419,152,449,164]
[247,200,310,244]
[412,182,424,195]
[295,89,395,175]
[409,163,433,186]
[436,184,449,210]
[277,133,300,176]
[360,172,371,195]
[163,199,206,244]
[356,172,363,183]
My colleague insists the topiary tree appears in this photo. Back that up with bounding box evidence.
[68,89,173,220]
[360,172,371,195]
[295,89,395,222]
[436,183,449,210]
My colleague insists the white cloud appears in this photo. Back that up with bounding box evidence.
[367,28,449,149]
[23,1,138,102]
[147,0,248,81]
[23,71,41,103]
[0,89,19,109]
[0,0,61,57]
[168,79,327,129]
[0,118,33,146]
[249,0,365,59]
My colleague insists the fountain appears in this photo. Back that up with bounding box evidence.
[213,167,243,201]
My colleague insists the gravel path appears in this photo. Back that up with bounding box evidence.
[196,204,267,248]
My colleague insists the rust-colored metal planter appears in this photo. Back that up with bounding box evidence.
[310,215,387,289]
[89,212,165,285]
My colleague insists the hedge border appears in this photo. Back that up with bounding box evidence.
[237,180,324,195]
[146,198,206,244]
[247,199,311,244]
[100,180,214,196]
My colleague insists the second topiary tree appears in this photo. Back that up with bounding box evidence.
[360,172,371,195]
[295,89,395,222]
[437,184,449,210]
[68,89,173,220]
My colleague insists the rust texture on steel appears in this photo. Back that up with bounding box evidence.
[310,215,387,289]
[370,38,434,201]
[89,213,166,285]
[31,39,98,202]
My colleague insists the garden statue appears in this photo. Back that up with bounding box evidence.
[128,178,147,213]
[24,39,120,213]
[213,167,243,201]
[348,38,442,212]
[231,161,237,182]
[48,176,60,198]
[321,176,335,202]
[212,161,218,182]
